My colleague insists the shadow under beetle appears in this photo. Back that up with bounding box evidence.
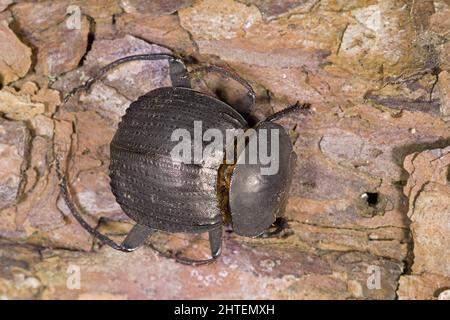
[56,53,310,265]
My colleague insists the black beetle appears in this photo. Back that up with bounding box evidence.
[56,53,310,265]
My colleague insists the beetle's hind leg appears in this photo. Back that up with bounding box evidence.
[55,156,154,252]
[189,65,256,116]
[62,53,189,103]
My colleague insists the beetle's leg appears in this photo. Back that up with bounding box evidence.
[148,245,218,266]
[257,217,289,239]
[173,227,223,266]
[56,157,125,251]
[148,228,223,266]
[208,226,223,258]
[63,53,186,104]
[189,65,256,115]
[263,101,311,123]
[169,59,191,88]
[121,224,156,251]
[174,254,217,266]
[56,156,154,253]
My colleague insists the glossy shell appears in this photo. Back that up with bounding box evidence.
[229,122,296,237]
[109,87,247,233]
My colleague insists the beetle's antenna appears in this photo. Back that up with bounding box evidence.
[264,101,311,123]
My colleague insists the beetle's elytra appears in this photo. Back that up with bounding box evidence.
[57,53,310,265]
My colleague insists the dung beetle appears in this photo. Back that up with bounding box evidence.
[56,53,310,265]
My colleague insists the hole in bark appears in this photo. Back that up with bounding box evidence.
[361,192,379,207]
[356,192,387,218]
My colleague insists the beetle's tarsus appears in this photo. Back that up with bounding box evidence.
[145,227,222,266]
[148,243,218,266]
[265,101,311,123]
[174,253,218,266]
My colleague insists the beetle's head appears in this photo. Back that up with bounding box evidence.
[228,121,296,237]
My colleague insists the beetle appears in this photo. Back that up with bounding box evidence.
[56,53,310,265]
